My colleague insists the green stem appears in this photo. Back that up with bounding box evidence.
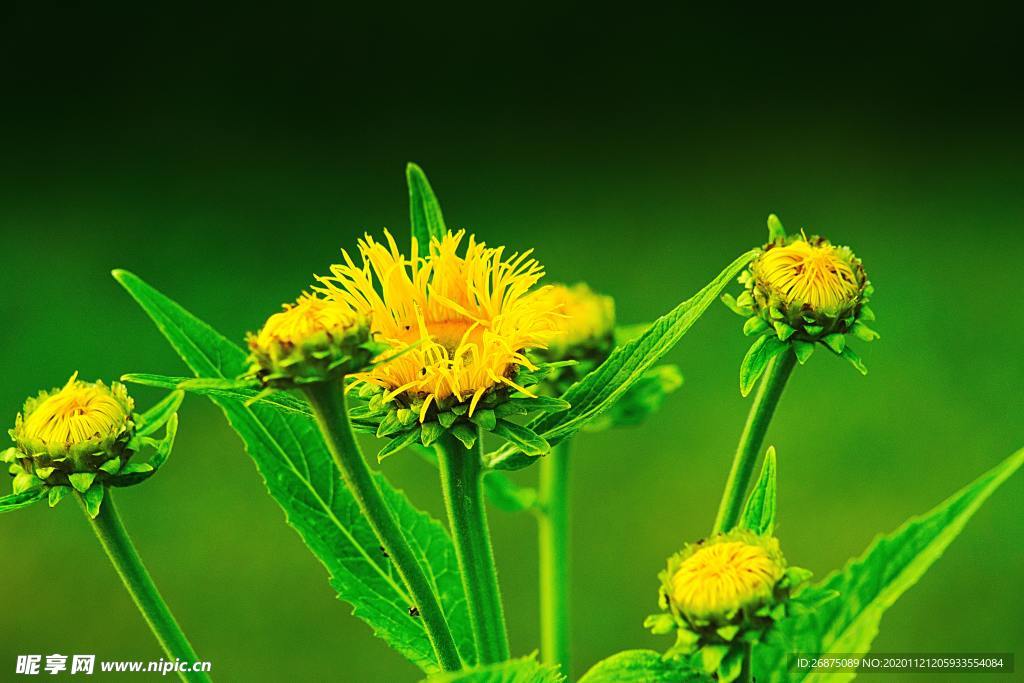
[712,348,797,534]
[303,381,462,672]
[537,440,571,676]
[740,642,753,682]
[83,490,211,683]
[435,431,510,664]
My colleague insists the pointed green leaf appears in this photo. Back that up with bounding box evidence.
[419,421,445,447]
[437,411,458,429]
[851,322,879,342]
[488,251,757,470]
[743,316,769,336]
[134,390,184,437]
[68,472,96,493]
[821,333,846,354]
[379,429,421,462]
[113,269,475,671]
[407,162,447,249]
[578,650,707,683]
[583,364,683,432]
[0,488,47,513]
[740,335,788,397]
[773,321,796,341]
[98,459,122,475]
[424,654,562,683]
[469,408,496,431]
[451,423,478,450]
[755,447,1024,682]
[767,213,786,240]
[83,485,105,518]
[841,346,868,375]
[739,447,777,535]
[123,373,312,418]
[492,420,549,457]
[12,472,42,494]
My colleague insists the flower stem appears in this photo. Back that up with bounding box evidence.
[712,348,797,534]
[303,381,462,671]
[740,642,753,682]
[537,440,571,676]
[82,490,211,683]
[435,431,510,664]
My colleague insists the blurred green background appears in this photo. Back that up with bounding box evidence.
[2,5,1022,681]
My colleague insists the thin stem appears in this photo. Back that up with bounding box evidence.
[83,490,211,683]
[740,641,753,682]
[435,431,510,664]
[712,348,797,534]
[537,440,571,676]
[303,381,462,671]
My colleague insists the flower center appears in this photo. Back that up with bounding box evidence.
[756,240,859,312]
[22,379,126,447]
[671,541,781,617]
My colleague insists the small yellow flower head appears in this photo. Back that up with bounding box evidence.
[6,373,138,502]
[529,282,616,394]
[247,292,373,388]
[318,230,558,420]
[669,533,784,621]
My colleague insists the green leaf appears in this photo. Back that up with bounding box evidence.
[408,162,447,248]
[379,429,421,462]
[578,650,707,683]
[83,485,105,518]
[755,447,1024,682]
[820,333,845,354]
[841,346,868,375]
[123,373,311,418]
[488,251,757,470]
[134,390,184,437]
[583,364,682,432]
[739,446,777,535]
[492,420,549,457]
[424,654,563,683]
[114,413,178,487]
[469,408,497,432]
[113,269,475,671]
[0,488,47,513]
[68,472,96,493]
[767,213,787,240]
[740,335,788,397]
[792,340,815,365]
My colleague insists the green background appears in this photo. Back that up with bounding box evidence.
[2,6,1022,681]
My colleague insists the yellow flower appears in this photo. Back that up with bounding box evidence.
[531,283,615,358]
[13,372,134,461]
[247,293,372,387]
[752,237,861,315]
[318,230,557,418]
[669,533,784,621]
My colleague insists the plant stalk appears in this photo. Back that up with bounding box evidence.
[740,641,753,682]
[435,431,510,664]
[712,348,797,533]
[303,381,462,671]
[82,490,211,683]
[537,440,571,676]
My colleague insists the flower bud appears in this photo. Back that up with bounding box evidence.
[247,293,373,388]
[530,283,616,393]
[8,373,134,490]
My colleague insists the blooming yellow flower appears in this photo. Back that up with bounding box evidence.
[669,533,784,621]
[752,236,861,315]
[318,230,557,419]
[13,372,134,461]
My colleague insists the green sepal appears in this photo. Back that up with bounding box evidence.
[693,644,729,674]
[99,458,122,475]
[469,408,497,431]
[851,321,880,342]
[378,429,420,461]
[803,324,824,336]
[492,420,549,456]
[83,485,105,518]
[119,463,155,475]
[743,316,769,337]
[715,624,741,642]
[437,411,458,429]
[0,447,18,464]
[450,423,478,450]
[772,321,796,341]
[0,488,47,513]
[450,403,469,416]
[643,613,676,635]
[766,213,786,240]
[48,486,71,508]
[859,304,876,321]
[13,472,43,494]
[717,646,745,683]
[721,293,749,316]
[419,421,444,447]
[34,466,56,480]
[842,346,868,375]
[69,472,96,493]
[792,339,815,365]
[821,333,846,354]
[739,335,788,397]
[396,408,418,426]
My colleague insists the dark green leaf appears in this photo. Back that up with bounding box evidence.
[578,650,708,683]
[755,447,1024,682]
[113,269,474,671]
[739,446,777,535]
[424,654,563,683]
[488,251,757,470]
[408,162,447,248]
[492,420,549,457]
[740,335,788,397]
[0,488,46,514]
